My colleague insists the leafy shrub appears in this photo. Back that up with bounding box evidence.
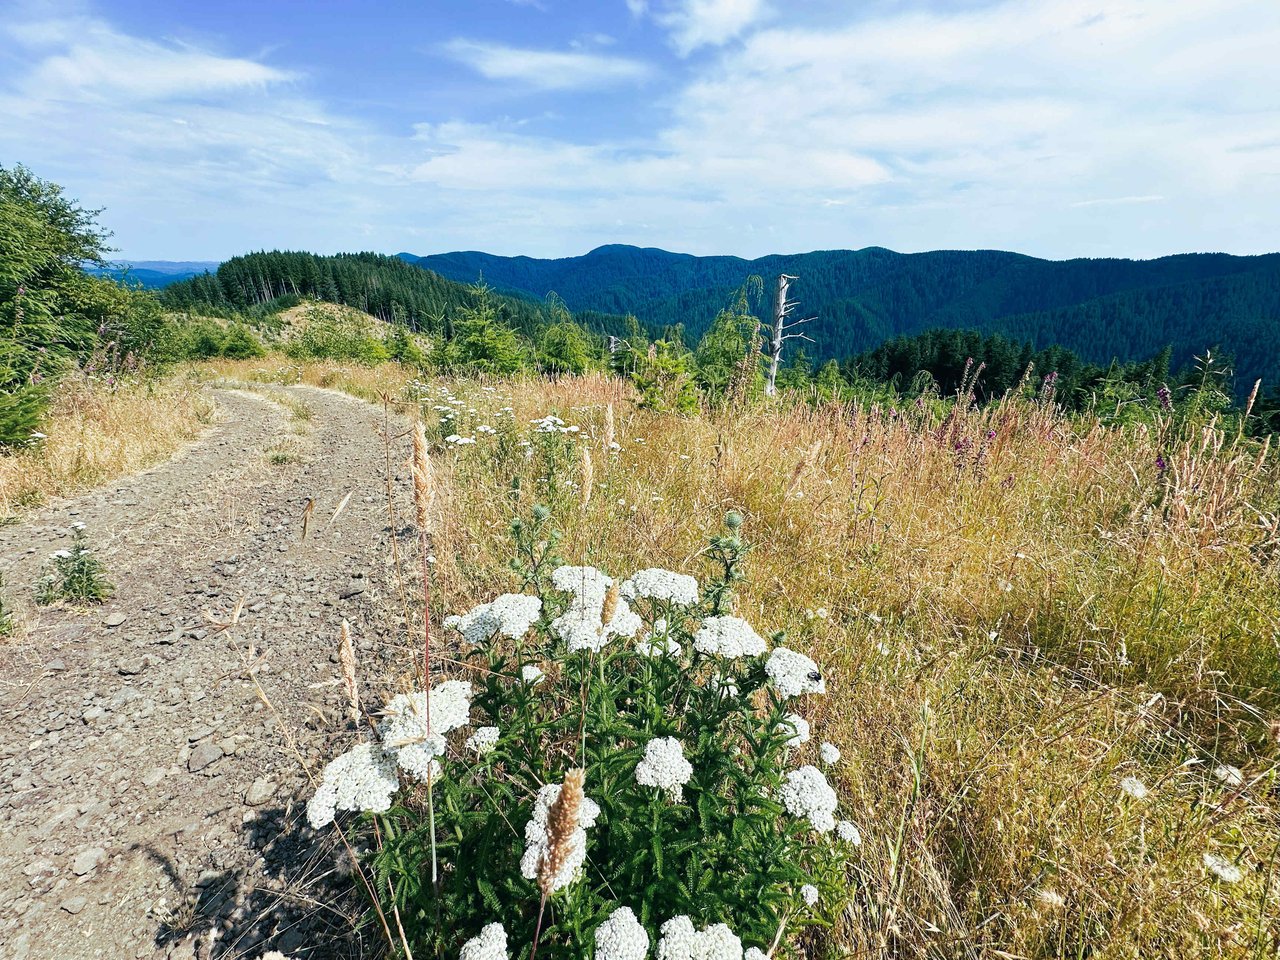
[36,524,113,604]
[285,304,390,364]
[308,514,855,958]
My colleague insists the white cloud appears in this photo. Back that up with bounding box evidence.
[6,16,291,105]
[1072,196,1166,208]
[4,0,1279,260]
[442,39,652,90]
[648,0,769,55]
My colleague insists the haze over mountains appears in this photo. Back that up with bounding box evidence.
[125,244,1280,389]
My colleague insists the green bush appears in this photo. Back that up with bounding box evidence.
[285,305,389,364]
[36,525,113,604]
[307,514,853,958]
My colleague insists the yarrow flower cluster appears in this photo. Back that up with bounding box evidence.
[444,593,542,646]
[306,742,400,828]
[621,568,700,607]
[459,922,509,960]
[594,906,650,960]
[656,916,743,960]
[800,884,819,906]
[520,780,602,892]
[466,726,499,756]
[550,565,642,653]
[379,680,473,782]
[765,647,826,699]
[819,742,841,765]
[1213,764,1245,788]
[693,616,767,659]
[781,765,838,833]
[1118,775,1149,800]
[1203,851,1243,883]
[637,619,681,657]
[778,714,811,748]
[635,737,694,801]
[836,820,862,845]
[521,664,545,685]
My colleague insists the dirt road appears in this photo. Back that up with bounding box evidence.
[0,386,414,960]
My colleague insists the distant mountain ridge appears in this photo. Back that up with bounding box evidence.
[88,260,221,289]
[401,244,1280,390]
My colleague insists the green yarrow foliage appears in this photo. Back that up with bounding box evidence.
[323,514,851,959]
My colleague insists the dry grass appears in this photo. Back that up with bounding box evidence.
[204,358,1280,957]
[0,371,214,518]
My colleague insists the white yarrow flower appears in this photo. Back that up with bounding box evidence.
[379,681,473,782]
[778,713,811,748]
[521,664,545,685]
[550,566,642,652]
[621,568,700,606]
[306,742,400,828]
[765,647,826,698]
[459,921,509,960]
[637,618,681,657]
[444,594,542,646]
[595,905,650,960]
[635,737,694,802]
[1204,851,1243,883]
[744,950,770,960]
[835,820,862,845]
[1118,775,1149,800]
[819,742,840,765]
[693,616,767,659]
[781,765,839,833]
[1213,764,1245,788]
[519,780,601,893]
[466,726,500,756]
[656,916,743,960]
[800,884,819,906]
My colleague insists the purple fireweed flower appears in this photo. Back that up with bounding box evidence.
[1156,454,1168,474]
[1156,384,1173,411]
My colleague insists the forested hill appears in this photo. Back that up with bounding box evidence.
[403,245,1280,389]
[160,251,626,338]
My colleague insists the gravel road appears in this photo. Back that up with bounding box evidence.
[0,386,416,960]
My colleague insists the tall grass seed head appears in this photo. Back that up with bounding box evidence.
[523,771,600,894]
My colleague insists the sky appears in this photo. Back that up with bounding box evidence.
[2,0,1278,262]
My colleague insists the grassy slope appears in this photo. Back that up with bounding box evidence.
[0,373,213,518]
[209,356,1280,960]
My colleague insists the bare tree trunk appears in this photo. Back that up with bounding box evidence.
[765,274,793,396]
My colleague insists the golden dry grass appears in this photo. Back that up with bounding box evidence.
[203,358,1280,957]
[0,371,214,518]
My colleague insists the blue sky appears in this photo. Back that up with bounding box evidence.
[2,0,1278,261]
